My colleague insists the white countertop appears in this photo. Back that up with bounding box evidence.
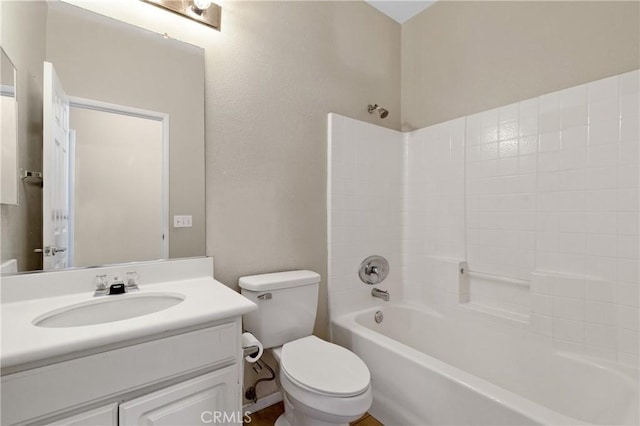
[1,276,256,371]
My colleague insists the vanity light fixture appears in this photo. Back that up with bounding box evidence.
[142,0,221,30]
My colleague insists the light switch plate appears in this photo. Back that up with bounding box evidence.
[173,215,193,228]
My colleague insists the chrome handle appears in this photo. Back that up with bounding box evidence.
[257,293,272,300]
[34,247,66,255]
[125,271,140,291]
[51,246,67,255]
[367,265,379,282]
[359,255,389,285]
[94,274,109,296]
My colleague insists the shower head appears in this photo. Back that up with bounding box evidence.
[368,104,389,119]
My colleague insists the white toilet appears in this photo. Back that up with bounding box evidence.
[240,270,372,426]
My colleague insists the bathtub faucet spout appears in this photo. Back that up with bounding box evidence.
[372,288,390,302]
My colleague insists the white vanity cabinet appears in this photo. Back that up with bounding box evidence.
[47,367,238,426]
[2,321,244,426]
[46,404,118,426]
[1,258,256,426]
[119,367,237,426]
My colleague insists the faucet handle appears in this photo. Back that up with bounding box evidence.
[358,255,389,285]
[367,265,380,282]
[126,271,140,290]
[95,274,108,291]
[94,274,109,296]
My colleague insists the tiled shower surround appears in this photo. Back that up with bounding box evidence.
[328,69,639,367]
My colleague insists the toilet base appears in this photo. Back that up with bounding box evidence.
[275,412,349,426]
[275,393,354,426]
[274,413,290,426]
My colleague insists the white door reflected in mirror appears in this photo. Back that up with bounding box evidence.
[42,61,70,270]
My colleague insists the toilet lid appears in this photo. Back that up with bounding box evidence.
[280,336,370,397]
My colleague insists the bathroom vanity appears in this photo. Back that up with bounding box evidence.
[1,258,255,425]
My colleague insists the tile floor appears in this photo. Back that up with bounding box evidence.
[244,402,383,426]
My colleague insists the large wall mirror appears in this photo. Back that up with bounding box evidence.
[0,0,205,274]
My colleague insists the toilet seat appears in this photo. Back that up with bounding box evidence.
[279,369,373,424]
[280,336,370,397]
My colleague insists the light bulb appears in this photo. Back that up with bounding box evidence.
[193,0,212,11]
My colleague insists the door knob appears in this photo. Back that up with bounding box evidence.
[34,247,67,256]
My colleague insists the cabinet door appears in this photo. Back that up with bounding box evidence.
[44,403,118,426]
[119,367,240,426]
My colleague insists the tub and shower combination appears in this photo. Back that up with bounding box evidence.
[332,305,638,425]
[328,69,640,425]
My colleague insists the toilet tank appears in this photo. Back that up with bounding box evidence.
[239,270,320,349]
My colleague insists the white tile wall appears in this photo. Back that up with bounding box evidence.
[403,118,466,308]
[465,101,538,282]
[328,113,404,318]
[527,72,638,365]
[466,271,531,320]
[530,272,629,362]
[328,69,639,366]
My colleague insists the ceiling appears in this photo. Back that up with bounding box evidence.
[365,1,437,24]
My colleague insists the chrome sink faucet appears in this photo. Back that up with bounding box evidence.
[94,272,139,296]
[371,287,390,302]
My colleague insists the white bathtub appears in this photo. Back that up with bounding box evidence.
[332,304,638,425]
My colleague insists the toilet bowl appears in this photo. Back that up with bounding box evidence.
[272,336,372,426]
[239,271,372,426]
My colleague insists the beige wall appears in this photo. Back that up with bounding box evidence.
[205,1,401,342]
[70,107,163,267]
[402,1,640,130]
[206,2,399,401]
[0,1,47,272]
[45,2,205,260]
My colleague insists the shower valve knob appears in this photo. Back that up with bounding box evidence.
[359,255,389,285]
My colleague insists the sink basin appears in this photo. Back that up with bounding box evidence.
[33,293,185,328]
